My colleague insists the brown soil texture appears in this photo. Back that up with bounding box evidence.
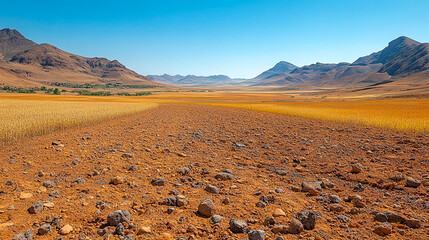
[1,105,428,239]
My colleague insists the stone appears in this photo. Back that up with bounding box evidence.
[210,215,222,224]
[273,208,286,217]
[351,163,363,173]
[177,167,190,175]
[405,177,421,188]
[406,218,422,228]
[248,230,266,240]
[215,172,235,180]
[295,210,317,230]
[38,224,52,235]
[72,177,85,184]
[374,212,405,224]
[49,190,60,198]
[198,199,215,217]
[374,222,392,236]
[321,178,334,188]
[337,214,351,222]
[288,218,304,234]
[12,229,33,240]
[329,195,341,203]
[111,176,127,185]
[229,218,248,233]
[204,184,220,194]
[329,204,344,212]
[107,210,131,226]
[28,201,44,214]
[114,223,125,235]
[222,197,231,204]
[19,192,33,199]
[151,177,166,186]
[271,225,287,234]
[59,224,73,235]
[123,234,134,240]
[137,226,151,234]
[122,153,134,159]
[128,165,138,171]
[264,217,276,225]
[42,181,55,188]
[301,181,322,192]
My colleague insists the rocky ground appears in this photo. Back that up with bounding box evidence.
[0,104,428,240]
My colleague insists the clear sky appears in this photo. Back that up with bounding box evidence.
[1,0,428,78]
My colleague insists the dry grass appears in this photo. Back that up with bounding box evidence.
[0,99,157,144]
[200,99,429,133]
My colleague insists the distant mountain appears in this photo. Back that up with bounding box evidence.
[253,36,429,89]
[0,28,160,87]
[148,74,247,86]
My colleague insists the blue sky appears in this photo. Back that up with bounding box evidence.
[1,0,428,78]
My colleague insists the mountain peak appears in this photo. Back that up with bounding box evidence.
[0,28,24,38]
[0,28,37,59]
[388,36,420,48]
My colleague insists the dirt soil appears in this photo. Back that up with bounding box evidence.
[1,105,428,239]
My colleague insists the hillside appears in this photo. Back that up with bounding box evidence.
[148,74,246,86]
[0,28,161,88]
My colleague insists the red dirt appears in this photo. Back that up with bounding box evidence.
[1,105,428,239]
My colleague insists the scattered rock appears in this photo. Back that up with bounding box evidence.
[351,163,363,173]
[122,153,134,159]
[198,199,215,217]
[406,218,422,228]
[302,181,322,193]
[214,172,235,181]
[28,201,43,214]
[248,230,266,240]
[72,177,85,184]
[405,177,421,188]
[177,167,190,175]
[19,192,33,199]
[229,218,248,233]
[59,224,73,235]
[204,184,220,194]
[42,181,55,188]
[273,208,286,217]
[38,224,52,235]
[114,223,125,235]
[12,229,33,240]
[288,218,304,234]
[329,195,341,203]
[374,222,392,236]
[137,226,151,234]
[210,215,222,224]
[295,210,317,230]
[107,210,131,226]
[111,176,127,185]
[151,177,166,186]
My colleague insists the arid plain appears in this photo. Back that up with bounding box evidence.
[0,91,428,240]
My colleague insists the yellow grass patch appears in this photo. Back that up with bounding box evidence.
[0,99,157,144]
[200,99,429,133]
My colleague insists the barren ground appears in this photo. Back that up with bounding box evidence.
[1,104,428,239]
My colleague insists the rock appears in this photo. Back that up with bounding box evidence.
[107,210,131,226]
[128,165,138,171]
[28,201,44,214]
[229,218,248,233]
[177,167,190,175]
[222,197,231,204]
[295,210,317,230]
[374,222,392,236]
[275,188,284,193]
[288,218,304,234]
[122,234,134,240]
[111,176,127,185]
[329,204,344,212]
[302,181,322,192]
[19,192,33,199]
[44,202,54,208]
[210,215,222,224]
[96,201,110,209]
[214,172,235,180]
[198,199,215,217]
[205,184,220,194]
[151,177,166,186]
[166,208,174,214]
[38,224,52,235]
[321,178,334,188]
[264,216,276,225]
[114,223,125,235]
[374,212,406,224]
[59,224,73,235]
[405,177,421,188]
[273,208,286,217]
[49,190,60,198]
[352,199,366,208]
[137,226,151,234]
[248,230,266,240]
[12,229,33,240]
[42,181,55,188]
[271,225,287,234]
[176,195,188,207]
[337,214,351,222]
[405,218,422,228]
[122,153,134,159]
[351,163,363,173]
[72,177,85,184]
[329,195,341,203]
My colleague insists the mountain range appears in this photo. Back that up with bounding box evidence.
[0,28,159,88]
[1,28,428,94]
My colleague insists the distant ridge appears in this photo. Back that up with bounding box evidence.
[0,28,161,87]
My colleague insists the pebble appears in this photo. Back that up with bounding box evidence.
[107,210,131,226]
[351,163,363,173]
[295,210,317,230]
[373,222,392,236]
[12,229,33,240]
[151,177,166,186]
[38,224,52,235]
[28,201,44,214]
[204,184,220,194]
[248,230,266,240]
[215,172,235,180]
[273,208,286,217]
[19,192,33,199]
[229,218,248,233]
[137,226,151,234]
[210,215,222,224]
[42,181,55,188]
[59,224,73,235]
[288,218,304,234]
[405,177,421,188]
[111,176,127,185]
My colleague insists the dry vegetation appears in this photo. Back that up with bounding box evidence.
[201,99,429,133]
[0,98,157,144]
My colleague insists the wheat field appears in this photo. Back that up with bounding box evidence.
[201,99,429,133]
[0,99,157,144]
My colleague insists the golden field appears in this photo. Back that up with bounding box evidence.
[0,92,428,145]
[0,98,157,144]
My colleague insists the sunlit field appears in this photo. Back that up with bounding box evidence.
[0,98,157,144]
[201,99,429,133]
[0,92,428,145]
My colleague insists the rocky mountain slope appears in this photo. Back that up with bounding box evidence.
[148,74,246,86]
[0,28,160,87]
